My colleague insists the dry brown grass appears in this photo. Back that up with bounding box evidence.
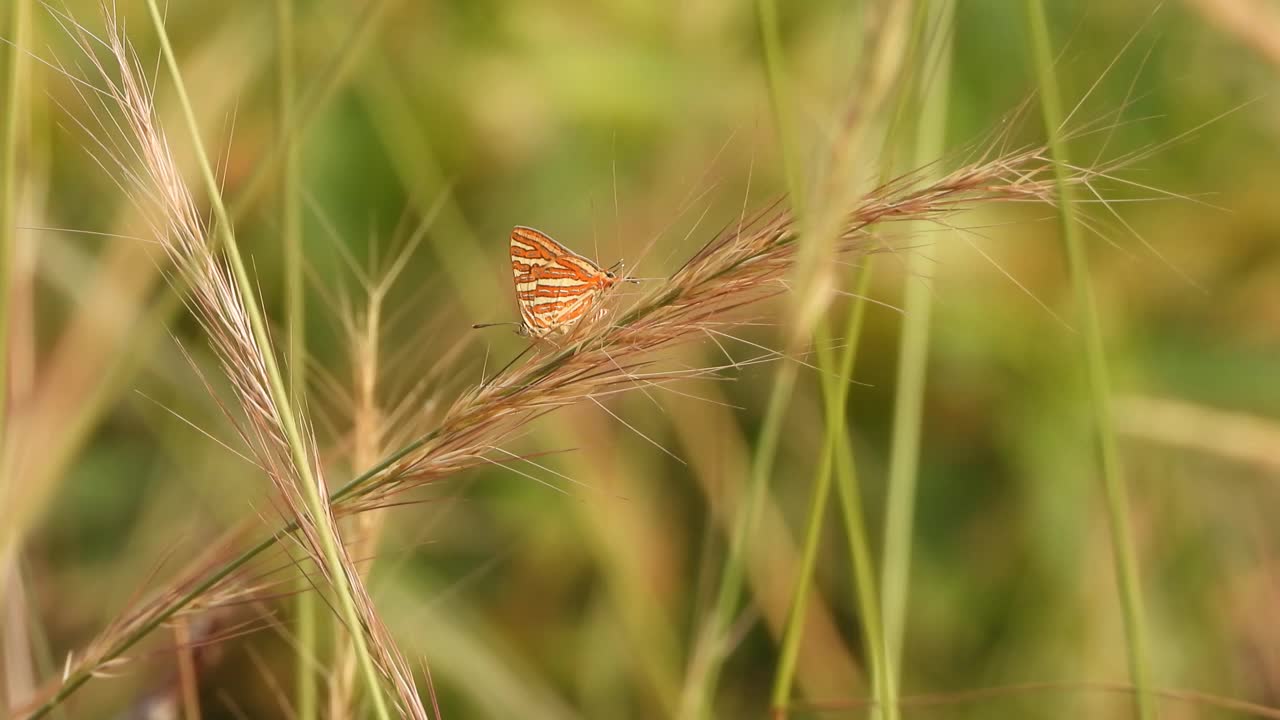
[334,144,1104,514]
[35,7,427,718]
[11,6,1125,718]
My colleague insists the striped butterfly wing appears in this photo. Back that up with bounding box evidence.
[509,226,618,337]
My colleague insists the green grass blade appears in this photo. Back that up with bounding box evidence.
[275,0,316,717]
[228,0,400,222]
[769,379,838,710]
[768,3,938,715]
[832,414,893,720]
[755,0,801,215]
[278,0,304,407]
[691,2,804,714]
[1024,4,1154,719]
[27,0,397,524]
[772,262,897,720]
[0,0,29,553]
[753,0,911,714]
[25,436,429,719]
[882,0,954,676]
[694,359,798,718]
[143,2,394,717]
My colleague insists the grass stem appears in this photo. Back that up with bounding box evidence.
[1025,4,1154,719]
[832,416,892,720]
[881,0,953,677]
[772,263,897,720]
[275,0,316,717]
[752,2,901,715]
[24,440,416,719]
[143,2,393,717]
[695,359,798,718]
[0,0,29,568]
[692,3,803,713]
[229,0,399,221]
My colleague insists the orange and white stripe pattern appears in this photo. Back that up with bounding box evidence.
[510,226,621,338]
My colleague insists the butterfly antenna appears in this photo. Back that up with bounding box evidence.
[591,195,602,267]
[612,133,621,252]
[611,260,647,284]
[472,321,524,331]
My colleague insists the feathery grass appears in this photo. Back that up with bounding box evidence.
[6,5,1266,719]
[0,0,394,606]
[327,240,421,717]
[1025,3,1154,719]
[54,3,425,716]
[20,114,1106,716]
[141,0,411,714]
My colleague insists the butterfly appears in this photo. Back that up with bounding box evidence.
[474,226,630,339]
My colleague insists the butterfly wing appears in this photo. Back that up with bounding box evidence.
[510,226,616,336]
[510,227,553,336]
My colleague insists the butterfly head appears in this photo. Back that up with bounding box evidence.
[606,259,643,285]
[604,260,630,285]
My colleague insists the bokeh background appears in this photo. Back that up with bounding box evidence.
[3,0,1280,718]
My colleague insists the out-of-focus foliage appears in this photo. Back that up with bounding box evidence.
[4,0,1280,718]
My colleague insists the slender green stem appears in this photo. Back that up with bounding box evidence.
[0,0,29,558]
[831,426,891,719]
[1025,4,1153,719]
[772,263,896,720]
[692,4,806,715]
[770,386,837,710]
[767,2,932,713]
[25,429,428,718]
[695,359,798,718]
[742,1,897,714]
[278,0,304,405]
[756,0,801,215]
[228,0,399,222]
[882,0,953,676]
[831,287,898,720]
[275,0,315,717]
[0,0,400,576]
[0,0,29,629]
[142,3,392,718]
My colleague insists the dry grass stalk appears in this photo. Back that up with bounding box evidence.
[299,206,453,715]
[24,139,1107,719]
[13,527,263,717]
[21,11,1119,715]
[1116,394,1280,473]
[337,145,1106,512]
[40,8,427,719]
[329,281,391,717]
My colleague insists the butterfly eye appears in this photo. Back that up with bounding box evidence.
[606,271,616,279]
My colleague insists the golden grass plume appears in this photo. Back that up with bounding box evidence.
[15,5,1124,718]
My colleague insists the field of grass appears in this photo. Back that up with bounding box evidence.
[3,1,1280,718]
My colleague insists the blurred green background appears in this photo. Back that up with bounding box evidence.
[4,0,1280,718]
